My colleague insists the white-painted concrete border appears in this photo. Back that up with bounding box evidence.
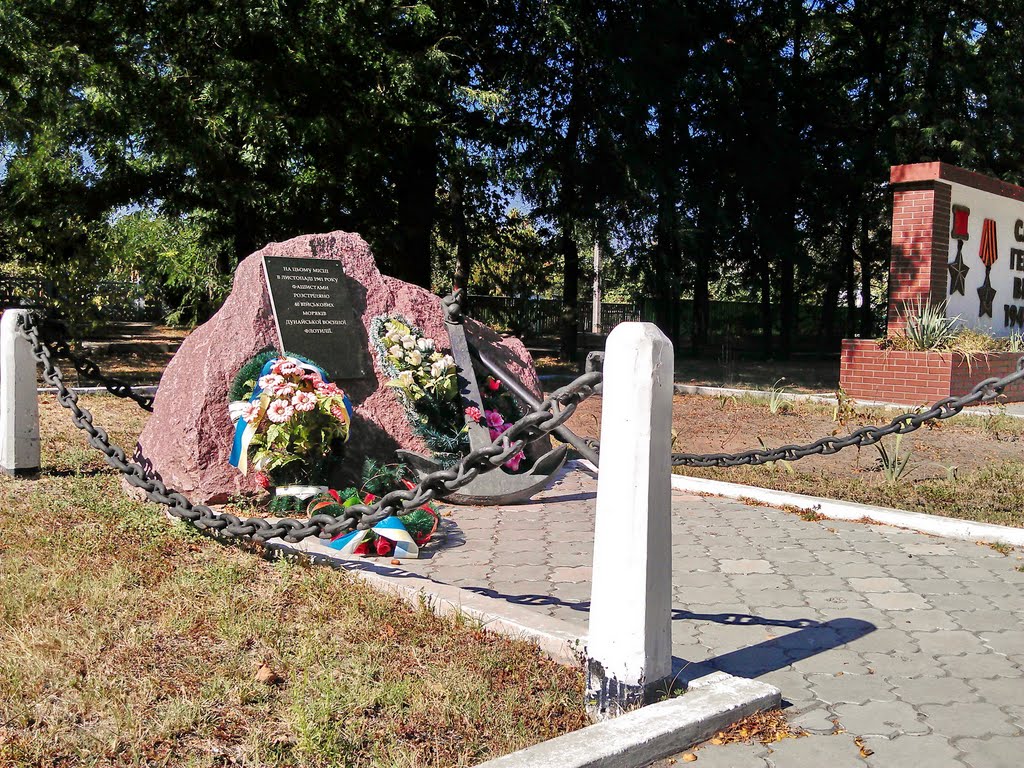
[474,671,780,768]
[671,473,1024,547]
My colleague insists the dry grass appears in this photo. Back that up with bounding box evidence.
[1,396,588,767]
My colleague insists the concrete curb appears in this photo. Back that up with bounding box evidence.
[671,473,1024,547]
[474,671,780,768]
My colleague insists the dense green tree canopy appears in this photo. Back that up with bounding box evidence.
[2,1,1024,355]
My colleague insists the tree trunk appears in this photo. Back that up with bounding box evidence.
[859,217,874,337]
[391,127,438,288]
[558,52,585,361]
[451,170,470,312]
[654,97,681,348]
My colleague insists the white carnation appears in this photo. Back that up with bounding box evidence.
[416,337,435,353]
[401,334,417,349]
[388,344,404,359]
[406,349,422,366]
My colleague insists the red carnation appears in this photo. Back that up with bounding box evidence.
[253,471,271,489]
[486,377,501,391]
[375,536,393,556]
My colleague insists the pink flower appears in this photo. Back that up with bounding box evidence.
[291,390,317,412]
[485,410,505,428]
[302,372,322,385]
[316,381,340,395]
[241,401,261,423]
[277,361,302,376]
[489,424,510,441]
[272,382,297,399]
[266,400,294,423]
[464,406,482,422]
[330,404,349,422]
[258,373,284,391]
[504,451,526,471]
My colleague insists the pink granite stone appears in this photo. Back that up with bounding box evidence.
[132,231,545,503]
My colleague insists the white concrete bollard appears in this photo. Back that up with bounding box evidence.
[586,322,673,719]
[0,310,40,476]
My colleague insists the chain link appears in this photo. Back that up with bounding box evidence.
[20,313,601,542]
[45,329,155,411]
[666,361,1024,467]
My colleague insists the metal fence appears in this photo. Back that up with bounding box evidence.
[467,294,827,345]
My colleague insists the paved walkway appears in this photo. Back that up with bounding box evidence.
[311,463,1024,767]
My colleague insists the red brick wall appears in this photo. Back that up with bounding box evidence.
[887,180,950,335]
[841,339,1024,404]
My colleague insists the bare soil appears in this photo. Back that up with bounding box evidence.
[564,392,1024,528]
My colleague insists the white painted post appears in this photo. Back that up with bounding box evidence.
[591,241,602,335]
[587,322,673,719]
[0,310,40,476]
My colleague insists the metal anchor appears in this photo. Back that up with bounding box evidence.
[396,290,568,505]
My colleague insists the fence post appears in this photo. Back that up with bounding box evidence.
[0,310,40,476]
[586,322,673,719]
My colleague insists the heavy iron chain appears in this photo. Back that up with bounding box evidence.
[46,332,155,411]
[669,360,1024,467]
[18,313,602,542]
[577,351,1024,466]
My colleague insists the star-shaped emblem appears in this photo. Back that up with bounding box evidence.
[978,270,996,318]
[948,241,969,295]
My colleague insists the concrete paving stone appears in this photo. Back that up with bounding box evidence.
[892,676,979,706]
[862,734,963,768]
[720,559,774,575]
[780,576,851,593]
[548,565,592,583]
[941,653,1023,680]
[884,563,946,579]
[920,702,1018,738]
[866,591,931,611]
[828,563,887,579]
[675,572,727,589]
[895,610,962,631]
[807,672,896,705]
[932,567,1004,583]
[428,564,493,584]
[926,592,1000,612]
[790,649,871,675]
[903,542,958,556]
[686,741,772,768]
[727,574,791,591]
[686,587,746,606]
[968,677,1024,705]
[804,591,871,610]
[949,610,1024,632]
[914,629,993,657]
[832,700,928,737]
[763,734,867,767]
[738,589,815,609]
[861,651,945,678]
[842,627,918,655]
[489,564,551,583]
[548,581,592,601]
[979,630,1024,657]
[708,647,791,678]
[902,577,971,595]
[766,547,818,563]
[966,580,1024,599]
[848,576,908,593]
[772,561,837,577]
[673,557,719,572]
[955,736,1024,768]
[789,705,840,734]
[488,550,549,567]
[497,538,544,553]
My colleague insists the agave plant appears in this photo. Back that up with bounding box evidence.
[899,299,960,351]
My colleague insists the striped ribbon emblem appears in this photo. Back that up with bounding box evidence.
[979,218,998,267]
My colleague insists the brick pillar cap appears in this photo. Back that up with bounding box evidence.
[890,162,1024,202]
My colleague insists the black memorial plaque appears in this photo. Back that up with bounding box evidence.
[262,256,369,379]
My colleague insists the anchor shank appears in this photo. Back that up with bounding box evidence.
[472,348,601,467]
